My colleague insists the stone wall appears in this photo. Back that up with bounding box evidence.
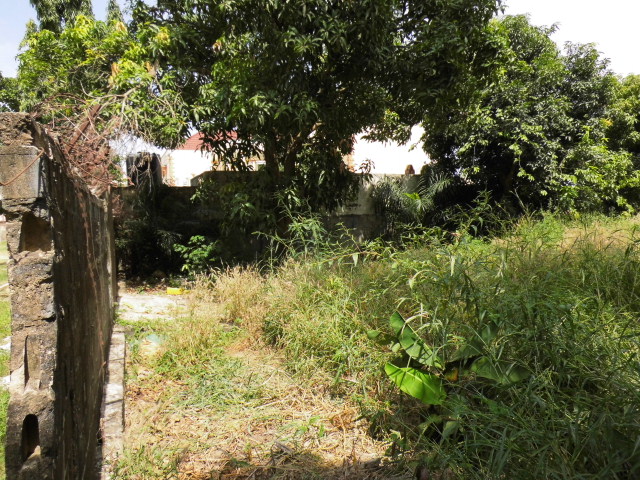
[0,113,116,479]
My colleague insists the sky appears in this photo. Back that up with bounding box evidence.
[0,0,110,77]
[504,0,640,77]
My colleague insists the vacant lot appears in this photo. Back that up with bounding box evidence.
[116,215,640,479]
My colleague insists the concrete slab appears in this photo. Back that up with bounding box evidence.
[117,292,188,323]
[98,326,126,480]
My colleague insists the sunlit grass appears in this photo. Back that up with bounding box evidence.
[0,239,10,480]
[199,213,640,478]
[118,214,640,478]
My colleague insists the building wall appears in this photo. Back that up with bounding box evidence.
[351,126,430,175]
[161,149,214,186]
[126,171,416,244]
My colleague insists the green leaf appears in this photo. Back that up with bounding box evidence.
[471,357,529,385]
[389,311,405,336]
[384,363,446,405]
[389,312,443,368]
[418,414,443,432]
[366,329,381,339]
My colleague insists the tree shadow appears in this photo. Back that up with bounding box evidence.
[206,445,414,480]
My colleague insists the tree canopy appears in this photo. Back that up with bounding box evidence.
[0,73,19,113]
[29,0,93,33]
[16,0,503,211]
[15,3,640,218]
[419,15,633,213]
[607,74,640,158]
[129,0,501,209]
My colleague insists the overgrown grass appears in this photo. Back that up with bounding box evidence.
[0,240,10,480]
[114,278,399,479]
[198,213,640,478]
[116,213,640,478]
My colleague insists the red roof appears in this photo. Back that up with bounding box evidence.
[176,132,238,151]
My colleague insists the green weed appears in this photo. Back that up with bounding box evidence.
[204,213,640,478]
[112,445,182,479]
[0,241,10,480]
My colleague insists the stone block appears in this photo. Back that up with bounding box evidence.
[0,147,43,200]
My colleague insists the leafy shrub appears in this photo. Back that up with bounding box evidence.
[556,143,640,214]
[173,235,218,274]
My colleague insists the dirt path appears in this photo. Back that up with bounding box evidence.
[116,291,412,480]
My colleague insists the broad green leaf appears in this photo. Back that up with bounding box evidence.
[471,357,529,385]
[385,363,446,405]
[366,329,381,339]
[389,312,443,368]
[389,311,405,336]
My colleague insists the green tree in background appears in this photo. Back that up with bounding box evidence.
[17,14,189,149]
[607,74,640,158]
[29,0,93,33]
[107,0,124,24]
[132,0,501,210]
[0,73,19,112]
[420,15,622,211]
[16,0,503,211]
[19,3,640,218]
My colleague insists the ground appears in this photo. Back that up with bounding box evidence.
[0,240,11,480]
[114,290,412,480]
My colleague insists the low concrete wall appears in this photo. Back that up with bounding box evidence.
[0,113,116,479]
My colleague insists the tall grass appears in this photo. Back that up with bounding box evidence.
[160,213,640,478]
[0,241,10,480]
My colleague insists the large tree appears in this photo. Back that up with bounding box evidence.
[607,75,640,158]
[29,0,93,33]
[421,15,618,209]
[0,73,19,113]
[132,0,501,210]
[16,14,188,187]
[17,0,502,209]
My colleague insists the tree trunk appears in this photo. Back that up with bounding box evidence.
[500,160,518,200]
[283,151,296,182]
[264,135,279,180]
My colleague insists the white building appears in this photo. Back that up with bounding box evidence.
[160,133,217,186]
[160,127,430,186]
[351,127,430,175]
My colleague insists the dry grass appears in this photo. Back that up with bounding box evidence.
[116,274,411,480]
[559,215,640,250]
